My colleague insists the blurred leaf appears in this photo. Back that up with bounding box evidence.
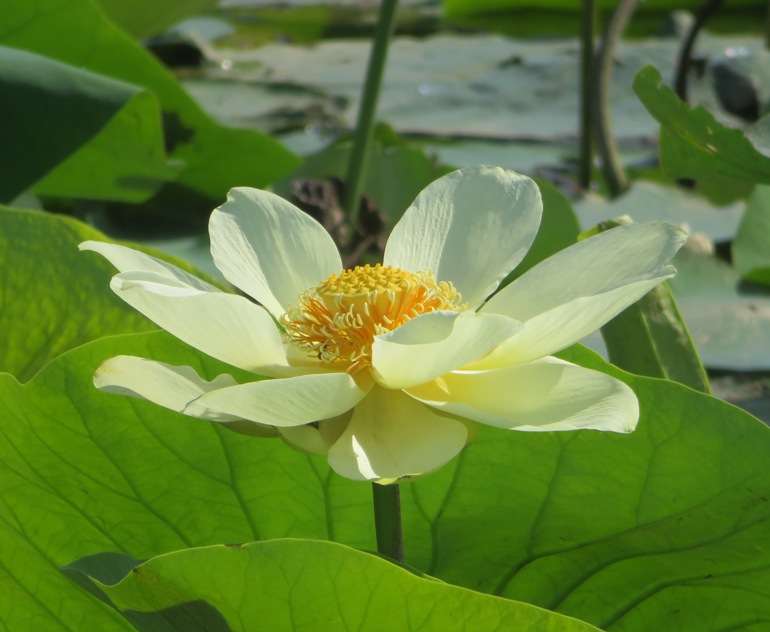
[669,248,770,370]
[634,65,770,184]
[733,185,770,286]
[602,282,710,392]
[92,541,602,632]
[94,0,218,40]
[0,46,179,204]
[1,0,299,209]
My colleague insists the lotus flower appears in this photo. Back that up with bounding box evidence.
[81,166,685,483]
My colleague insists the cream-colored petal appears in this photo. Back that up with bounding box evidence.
[80,241,215,292]
[209,187,342,318]
[479,222,686,364]
[191,371,371,428]
[383,166,542,309]
[327,386,469,483]
[278,413,351,455]
[371,311,522,389]
[94,355,277,437]
[485,222,685,321]
[475,275,673,368]
[407,357,638,433]
[109,271,297,377]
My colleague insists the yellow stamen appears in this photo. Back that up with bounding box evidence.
[281,264,464,373]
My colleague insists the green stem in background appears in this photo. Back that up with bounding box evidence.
[593,0,639,198]
[674,0,724,101]
[343,0,400,225]
[372,482,404,563]
[765,1,770,49]
[578,0,596,189]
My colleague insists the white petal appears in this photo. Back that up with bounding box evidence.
[478,275,675,368]
[371,311,522,389]
[109,270,297,377]
[479,222,686,364]
[94,355,277,437]
[407,357,638,433]
[191,371,371,427]
[209,187,342,318]
[327,387,469,483]
[80,241,215,292]
[484,221,685,320]
[384,166,542,309]
[278,413,351,455]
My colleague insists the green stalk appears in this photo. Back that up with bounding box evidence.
[343,0,400,224]
[674,0,724,101]
[765,2,770,48]
[372,482,404,563]
[578,0,596,189]
[593,0,639,198]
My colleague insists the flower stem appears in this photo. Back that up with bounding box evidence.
[593,0,639,198]
[343,0,400,225]
[674,0,724,102]
[372,482,404,562]
[578,0,596,189]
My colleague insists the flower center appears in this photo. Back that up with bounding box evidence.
[281,264,464,372]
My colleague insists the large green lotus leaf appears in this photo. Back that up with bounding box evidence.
[733,185,770,286]
[0,206,220,382]
[3,324,770,629]
[0,207,155,381]
[1,0,299,207]
[668,248,770,370]
[93,540,601,632]
[94,0,218,39]
[0,46,179,204]
[0,332,371,630]
[633,65,770,184]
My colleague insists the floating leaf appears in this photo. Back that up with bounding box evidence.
[669,248,770,370]
[574,180,743,242]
